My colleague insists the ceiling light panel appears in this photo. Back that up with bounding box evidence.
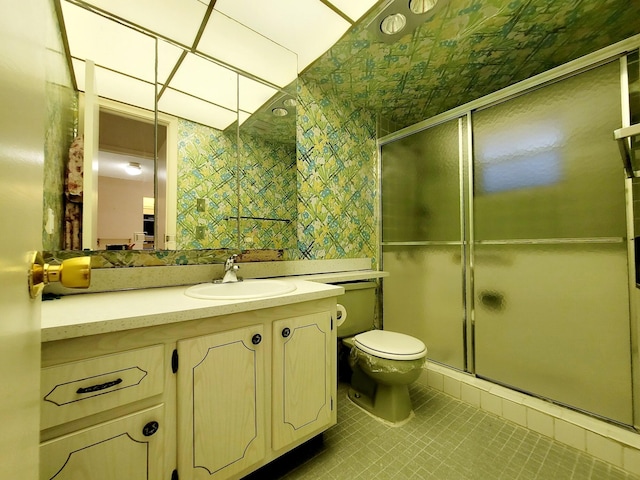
[324,0,380,22]
[61,1,156,82]
[238,75,278,113]
[157,39,185,85]
[158,88,237,131]
[238,110,251,126]
[79,0,207,48]
[214,0,349,72]
[198,11,297,88]
[72,59,156,111]
[168,53,238,112]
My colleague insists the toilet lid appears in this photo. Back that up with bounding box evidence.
[354,330,427,361]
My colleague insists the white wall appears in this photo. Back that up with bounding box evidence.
[97,176,154,246]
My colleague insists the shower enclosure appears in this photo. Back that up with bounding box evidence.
[380,52,637,426]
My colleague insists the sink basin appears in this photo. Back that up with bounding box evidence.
[185,279,297,300]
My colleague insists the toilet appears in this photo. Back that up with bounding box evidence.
[336,281,427,425]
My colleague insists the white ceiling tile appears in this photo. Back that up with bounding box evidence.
[197,11,297,87]
[238,110,251,126]
[239,75,278,113]
[157,39,184,85]
[72,59,156,111]
[214,0,350,71]
[325,0,380,22]
[168,53,238,111]
[80,0,207,48]
[158,88,237,131]
[62,1,156,82]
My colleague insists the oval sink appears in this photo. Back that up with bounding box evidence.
[185,279,297,300]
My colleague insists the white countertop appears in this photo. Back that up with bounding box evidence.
[41,278,345,342]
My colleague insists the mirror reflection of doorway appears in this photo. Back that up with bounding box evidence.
[97,111,167,250]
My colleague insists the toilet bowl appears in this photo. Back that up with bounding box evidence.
[336,282,427,425]
[346,330,427,424]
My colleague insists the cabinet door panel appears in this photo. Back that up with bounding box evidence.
[177,326,265,480]
[272,312,334,451]
[40,404,164,480]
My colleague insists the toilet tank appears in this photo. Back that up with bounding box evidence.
[336,281,377,338]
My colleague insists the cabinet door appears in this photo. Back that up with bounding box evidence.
[177,325,265,480]
[40,404,164,480]
[272,311,335,451]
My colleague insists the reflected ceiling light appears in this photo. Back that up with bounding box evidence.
[125,162,142,176]
[272,107,288,117]
[409,0,438,14]
[380,13,406,35]
[283,98,297,107]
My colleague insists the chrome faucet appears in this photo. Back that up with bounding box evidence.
[220,254,241,283]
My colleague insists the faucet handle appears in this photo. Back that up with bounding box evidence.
[224,253,239,271]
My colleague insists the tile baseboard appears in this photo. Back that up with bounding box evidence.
[420,362,640,477]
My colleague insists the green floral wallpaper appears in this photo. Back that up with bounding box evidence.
[239,132,297,255]
[42,0,77,251]
[175,119,297,256]
[175,119,238,250]
[304,0,640,131]
[296,78,378,264]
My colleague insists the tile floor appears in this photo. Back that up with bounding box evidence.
[247,382,640,480]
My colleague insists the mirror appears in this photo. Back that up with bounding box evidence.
[47,1,298,254]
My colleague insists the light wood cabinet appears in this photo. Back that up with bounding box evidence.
[272,312,333,451]
[41,297,337,480]
[40,404,164,480]
[177,325,266,480]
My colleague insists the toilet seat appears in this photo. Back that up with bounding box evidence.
[354,330,427,361]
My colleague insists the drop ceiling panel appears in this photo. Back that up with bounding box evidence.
[72,59,156,111]
[214,0,349,71]
[168,53,238,111]
[62,1,156,82]
[197,11,297,88]
[325,0,379,22]
[158,88,237,130]
[157,39,185,85]
[80,0,207,48]
[239,75,278,113]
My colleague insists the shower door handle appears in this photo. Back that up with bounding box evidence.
[614,123,640,178]
[479,291,505,311]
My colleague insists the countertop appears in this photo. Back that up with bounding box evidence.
[41,278,345,342]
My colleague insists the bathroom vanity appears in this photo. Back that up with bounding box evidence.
[39,278,344,480]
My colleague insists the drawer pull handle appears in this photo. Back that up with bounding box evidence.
[252,334,262,345]
[282,328,290,338]
[76,378,123,394]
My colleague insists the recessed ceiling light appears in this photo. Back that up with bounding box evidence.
[272,107,288,117]
[380,13,407,35]
[125,162,142,176]
[409,0,438,14]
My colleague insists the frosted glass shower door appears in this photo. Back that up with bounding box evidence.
[472,61,633,424]
[382,118,465,370]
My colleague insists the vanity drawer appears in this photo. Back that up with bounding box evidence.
[41,344,165,430]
